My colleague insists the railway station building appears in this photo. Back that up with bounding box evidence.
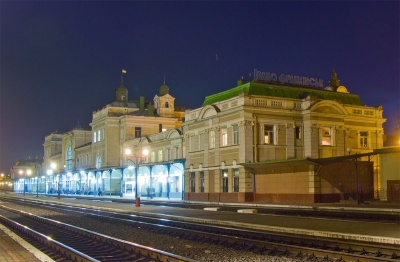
[11,70,396,204]
[182,71,386,204]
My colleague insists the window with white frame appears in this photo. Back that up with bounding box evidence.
[321,127,332,145]
[199,133,204,150]
[233,125,239,145]
[158,149,163,161]
[135,127,142,138]
[233,169,239,192]
[190,135,196,152]
[199,171,205,192]
[221,127,227,147]
[264,125,274,144]
[93,132,97,143]
[151,151,156,162]
[97,130,101,141]
[95,155,102,169]
[66,147,72,170]
[295,126,302,139]
[359,131,368,148]
[209,130,215,148]
[190,172,196,192]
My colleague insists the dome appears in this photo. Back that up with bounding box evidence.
[116,85,128,102]
[159,82,169,96]
[336,85,349,93]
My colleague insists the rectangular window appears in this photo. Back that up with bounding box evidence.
[93,132,97,143]
[190,172,196,192]
[209,130,215,149]
[221,170,228,192]
[233,125,239,145]
[151,151,156,162]
[158,150,163,161]
[264,125,274,144]
[359,131,368,148]
[190,135,196,152]
[167,149,171,161]
[135,127,142,138]
[97,130,101,141]
[199,171,205,192]
[322,127,332,145]
[199,133,204,150]
[295,126,301,139]
[221,127,227,147]
[233,169,239,192]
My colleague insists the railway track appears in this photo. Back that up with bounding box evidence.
[0,205,194,262]
[1,196,398,262]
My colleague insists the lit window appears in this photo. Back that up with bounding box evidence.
[233,125,239,145]
[221,170,228,192]
[93,132,97,143]
[97,130,101,141]
[209,130,215,148]
[66,147,72,170]
[199,171,205,192]
[151,151,156,162]
[264,125,274,144]
[359,132,368,148]
[221,127,227,147]
[96,156,102,169]
[158,150,163,161]
[322,127,332,145]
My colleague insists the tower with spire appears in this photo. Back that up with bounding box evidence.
[154,78,176,117]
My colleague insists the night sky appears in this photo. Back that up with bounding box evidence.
[1,1,399,173]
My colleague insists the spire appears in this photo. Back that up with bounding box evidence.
[116,69,128,102]
[159,77,169,96]
[329,69,341,88]
[121,69,127,86]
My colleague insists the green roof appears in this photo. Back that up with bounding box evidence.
[202,82,364,106]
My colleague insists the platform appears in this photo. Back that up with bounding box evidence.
[0,223,54,262]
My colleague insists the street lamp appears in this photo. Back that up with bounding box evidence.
[125,148,149,207]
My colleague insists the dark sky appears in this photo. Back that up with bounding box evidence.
[1,1,399,173]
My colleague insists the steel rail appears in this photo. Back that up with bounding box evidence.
[0,205,195,262]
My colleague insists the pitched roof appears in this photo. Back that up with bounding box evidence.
[202,81,364,106]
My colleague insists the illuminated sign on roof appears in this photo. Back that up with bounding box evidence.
[254,69,324,88]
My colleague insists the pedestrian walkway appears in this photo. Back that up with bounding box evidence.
[0,223,54,262]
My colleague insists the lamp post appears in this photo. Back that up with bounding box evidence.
[125,148,149,207]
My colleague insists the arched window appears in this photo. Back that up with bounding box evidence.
[165,102,169,108]
[96,155,102,169]
[66,147,72,170]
